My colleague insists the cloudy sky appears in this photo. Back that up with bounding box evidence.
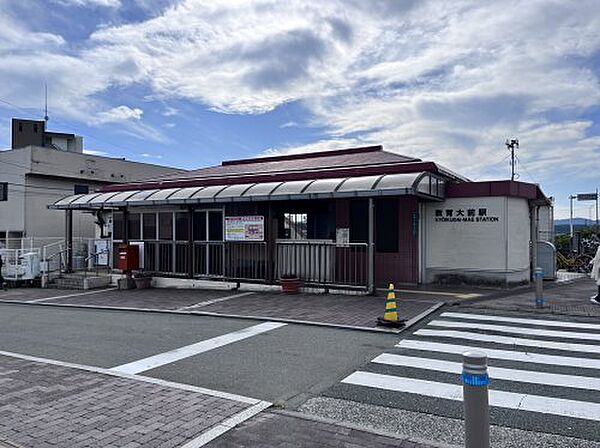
[1,0,599,219]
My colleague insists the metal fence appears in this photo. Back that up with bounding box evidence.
[275,240,368,288]
[121,239,369,290]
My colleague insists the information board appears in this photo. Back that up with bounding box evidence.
[225,216,265,241]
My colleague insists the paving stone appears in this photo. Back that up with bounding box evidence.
[205,412,439,448]
[0,355,252,447]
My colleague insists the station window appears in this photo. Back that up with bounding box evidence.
[158,212,173,240]
[143,213,156,240]
[283,213,308,239]
[208,211,223,241]
[74,184,89,195]
[0,182,7,201]
[112,212,124,240]
[375,198,399,253]
[127,213,141,240]
[193,211,207,241]
[350,200,368,243]
[175,212,189,241]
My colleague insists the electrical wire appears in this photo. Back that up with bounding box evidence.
[0,96,136,156]
[515,155,538,184]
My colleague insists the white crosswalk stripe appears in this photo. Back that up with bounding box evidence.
[338,311,600,423]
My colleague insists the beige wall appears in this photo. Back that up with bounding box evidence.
[29,146,182,183]
[423,196,531,285]
[0,148,29,233]
[0,146,183,240]
[24,175,105,239]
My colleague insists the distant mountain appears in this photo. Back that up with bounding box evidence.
[554,218,594,226]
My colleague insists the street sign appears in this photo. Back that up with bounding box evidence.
[577,193,598,201]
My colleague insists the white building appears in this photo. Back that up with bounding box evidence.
[0,118,183,246]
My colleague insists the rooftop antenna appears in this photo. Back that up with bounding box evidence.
[505,138,519,181]
[44,83,49,124]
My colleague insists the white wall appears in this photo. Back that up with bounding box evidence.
[423,196,531,285]
[25,175,104,239]
[0,148,29,233]
[537,205,554,242]
[0,146,183,241]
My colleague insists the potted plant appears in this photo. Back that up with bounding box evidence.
[280,273,301,295]
[133,271,152,289]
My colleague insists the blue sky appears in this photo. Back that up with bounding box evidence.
[1,0,599,219]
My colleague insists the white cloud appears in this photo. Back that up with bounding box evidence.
[52,0,121,8]
[280,121,299,129]
[94,105,143,124]
[82,149,109,156]
[0,0,599,207]
[161,106,179,117]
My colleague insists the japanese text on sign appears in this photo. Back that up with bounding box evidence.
[225,216,265,241]
[434,208,499,223]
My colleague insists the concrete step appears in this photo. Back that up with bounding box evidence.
[49,274,111,290]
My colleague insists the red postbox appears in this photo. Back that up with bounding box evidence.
[118,244,139,272]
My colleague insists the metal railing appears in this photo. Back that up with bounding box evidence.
[275,240,368,288]
[115,238,368,289]
[225,242,268,281]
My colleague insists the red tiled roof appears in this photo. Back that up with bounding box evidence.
[102,146,463,192]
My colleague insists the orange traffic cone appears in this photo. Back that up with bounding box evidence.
[377,283,405,328]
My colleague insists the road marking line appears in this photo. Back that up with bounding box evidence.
[178,292,255,311]
[27,287,118,303]
[0,348,264,404]
[342,371,600,421]
[397,340,600,370]
[372,353,600,390]
[441,312,600,331]
[415,329,600,354]
[180,401,271,448]
[380,289,482,298]
[111,321,287,375]
[429,319,600,342]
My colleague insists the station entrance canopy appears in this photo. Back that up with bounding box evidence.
[50,172,445,210]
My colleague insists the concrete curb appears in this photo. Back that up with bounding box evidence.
[275,409,459,448]
[0,297,444,335]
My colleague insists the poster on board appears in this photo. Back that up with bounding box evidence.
[225,216,265,241]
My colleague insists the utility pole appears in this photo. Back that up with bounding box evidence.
[569,195,577,238]
[596,188,600,235]
[44,83,49,124]
[505,138,519,181]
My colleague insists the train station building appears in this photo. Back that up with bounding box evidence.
[50,145,554,292]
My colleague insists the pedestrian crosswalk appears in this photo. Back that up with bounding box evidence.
[336,311,600,428]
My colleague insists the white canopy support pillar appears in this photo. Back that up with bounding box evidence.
[368,197,375,295]
[65,209,73,273]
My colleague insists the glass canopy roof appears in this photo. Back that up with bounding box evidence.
[50,172,445,210]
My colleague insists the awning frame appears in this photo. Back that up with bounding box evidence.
[49,172,446,210]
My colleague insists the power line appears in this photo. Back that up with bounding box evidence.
[515,155,538,184]
[0,95,137,156]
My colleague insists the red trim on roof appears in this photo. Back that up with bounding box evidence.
[447,180,550,203]
[221,145,385,166]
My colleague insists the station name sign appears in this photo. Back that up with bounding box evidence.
[434,207,499,223]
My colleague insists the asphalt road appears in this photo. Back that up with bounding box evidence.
[0,302,399,404]
[323,308,600,442]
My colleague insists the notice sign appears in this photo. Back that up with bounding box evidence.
[225,216,265,241]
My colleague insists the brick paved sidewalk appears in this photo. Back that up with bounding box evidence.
[0,287,443,332]
[0,354,265,448]
[462,277,600,318]
[206,411,444,448]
